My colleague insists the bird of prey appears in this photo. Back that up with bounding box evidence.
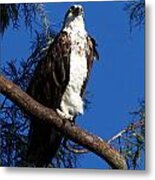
[26,4,98,167]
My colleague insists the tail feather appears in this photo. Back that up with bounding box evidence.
[27,120,62,167]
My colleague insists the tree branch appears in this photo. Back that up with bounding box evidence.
[107,119,144,144]
[0,75,127,169]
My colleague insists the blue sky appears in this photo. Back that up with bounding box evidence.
[1,1,144,169]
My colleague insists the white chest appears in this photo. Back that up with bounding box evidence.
[69,29,88,92]
[57,18,88,120]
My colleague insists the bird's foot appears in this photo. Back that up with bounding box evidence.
[56,108,74,121]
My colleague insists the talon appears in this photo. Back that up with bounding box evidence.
[70,117,75,126]
[56,108,74,120]
[71,121,75,126]
[56,108,65,119]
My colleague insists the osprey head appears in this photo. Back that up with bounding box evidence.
[64,5,84,25]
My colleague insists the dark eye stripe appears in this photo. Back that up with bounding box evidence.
[70,6,74,10]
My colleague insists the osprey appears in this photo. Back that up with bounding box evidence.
[26,5,98,167]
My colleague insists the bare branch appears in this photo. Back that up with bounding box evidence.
[107,129,126,144]
[0,75,127,169]
[107,119,144,144]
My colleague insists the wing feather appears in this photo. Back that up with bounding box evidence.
[26,31,71,167]
[27,31,71,109]
[80,35,99,97]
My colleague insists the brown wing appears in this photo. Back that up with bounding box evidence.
[80,35,99,97]
[26,31,71,167]
[27,31,71,109]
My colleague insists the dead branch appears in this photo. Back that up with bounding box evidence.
[0,75,127,169]
[107,119,145,144]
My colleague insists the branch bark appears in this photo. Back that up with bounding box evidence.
[0,75,127,169]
